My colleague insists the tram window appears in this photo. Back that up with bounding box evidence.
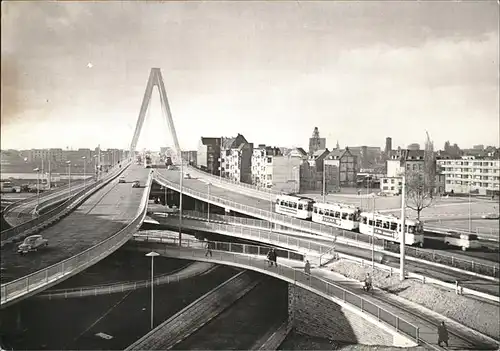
[368,219,373,226]
[361,217,367,224]
[298,204,303,210]
[383,221,390,229]
[390,222,398,231]
[408,226,414,234]
[276,199,280,204]
[308,203,313,211]
[319,208,324,215]
[469,234,478,240]
[335,211,341,218]
[341,212,348,220]
[313,207,317,213]
[292,202,297,209]
[375,219,382,227]
[348,213,354,221]
[279,200,284,206]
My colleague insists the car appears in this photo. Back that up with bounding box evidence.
[184,173,192,179]
[18,235,48,255]
[132,181,141,188]
[481,213,499,220]
[118,177,126,183]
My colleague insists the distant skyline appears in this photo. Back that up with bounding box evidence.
[2,1,499,151]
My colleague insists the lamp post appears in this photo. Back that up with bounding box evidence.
[371,194,376,273]
[179,152,184,246]
[207,182,211,221]
[468,182,472,233]
[33,168,40,209]
[145,251,160,330]
[82,156,87,187]
[66,161,71,197]
[322,162,326,203]
[400,175,406,281]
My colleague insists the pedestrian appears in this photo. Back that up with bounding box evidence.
[437,321,449,347]
[267,250,274,266]
[304,260,311,279]
[272,248,278,267]
[205,240,212,258]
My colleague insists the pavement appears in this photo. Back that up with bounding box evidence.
[0,164,150,283]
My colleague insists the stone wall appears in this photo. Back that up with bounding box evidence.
[288,283,404,347]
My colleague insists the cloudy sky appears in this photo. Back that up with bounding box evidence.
[1,1,498,151]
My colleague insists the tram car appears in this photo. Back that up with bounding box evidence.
[275,194,315,220]
[312,202,360,231]
[358,212,424,247]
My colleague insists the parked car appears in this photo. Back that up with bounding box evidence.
[132,181,141,188]
[118,176,126,183]
[184,173,192,179]
[18,235,48,255]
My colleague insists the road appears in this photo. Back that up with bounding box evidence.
[0,165,150,283]
[0,255,238,351]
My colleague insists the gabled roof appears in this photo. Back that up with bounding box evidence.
[327,147,353,160]
[312,148,329,159]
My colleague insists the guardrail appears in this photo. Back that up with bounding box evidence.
[0,164,151,308]
[154,172,386,247]
[425,224,499,240]
[133,236,420,345]
[0,163,130,245]
[184,210,500,279]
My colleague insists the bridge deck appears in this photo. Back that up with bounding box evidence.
[0,165,150,283]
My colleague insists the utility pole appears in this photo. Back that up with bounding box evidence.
[322,163,326,203]
[400,175,406,281]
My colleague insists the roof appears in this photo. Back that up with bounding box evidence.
[313,148,329,158]
[327,147,353,160]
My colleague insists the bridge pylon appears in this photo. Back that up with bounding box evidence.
[129,68,181,160]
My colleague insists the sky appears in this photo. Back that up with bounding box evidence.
[1,1,499,152]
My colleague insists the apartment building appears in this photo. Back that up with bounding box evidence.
[251,145,301,192]
[381,149,425,195]
[437,157,500,195]
[197,137,222,175]
[220,134,253,184]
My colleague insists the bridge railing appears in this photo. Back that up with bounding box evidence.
[134,235,420,344]
[0,162,130,244]
[0,165,151,306]
[177,210,500,278]
[425,224,500,240]
[154,172,385,248]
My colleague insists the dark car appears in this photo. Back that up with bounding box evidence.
[18,235,48,255]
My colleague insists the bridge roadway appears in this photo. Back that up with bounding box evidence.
[2,181,90,228]
[0,165,150,284]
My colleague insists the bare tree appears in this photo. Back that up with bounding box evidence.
[405,170,434,220]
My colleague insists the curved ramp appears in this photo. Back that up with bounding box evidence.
[0,167,153,308]
[131,236,419,348]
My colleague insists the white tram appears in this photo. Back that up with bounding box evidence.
[358,212,424,246]
[312,202,360,231]
[275,194,315,220]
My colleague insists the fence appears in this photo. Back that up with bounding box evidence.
[426,224,499,240]
[134,235,420,344]
[156,211,500,278]
[0,162,130,244]
[0,166,152,307]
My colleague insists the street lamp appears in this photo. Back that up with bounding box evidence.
[371,194,376,273]
[400,175,406,281]
[145,251,160,330]
[66,161,72,197]
[82,156,87,187]
[322,163,327,203]
[179,152,184,246]
[33,168,40,209]
[468,181,472,233]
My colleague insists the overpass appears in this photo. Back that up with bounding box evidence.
[0,164,152,307]
[130,234,500,350]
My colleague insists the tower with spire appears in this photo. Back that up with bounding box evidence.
[308,127,326,156]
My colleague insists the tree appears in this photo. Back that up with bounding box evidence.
[424,131,436,195]
[405,170,434,220]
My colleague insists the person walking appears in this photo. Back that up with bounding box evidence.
[437,321,449,347]
[205,240,212,258]
[304,260,311,279]
[272,248,278,267]
[267,250,274,266]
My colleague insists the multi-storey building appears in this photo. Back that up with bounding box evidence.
[181,151,197,166]
[347,146,382,170]
[251,145,301,192]
[220,134,253,184]
[381,149,425,195]
[324,147,358,188]
[197,137,222,175]
[437,157,500,195]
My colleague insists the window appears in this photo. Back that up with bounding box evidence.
[391,179,395,184]
[383,179,388,184]
[267,157,272,163]
[341,212,348,220]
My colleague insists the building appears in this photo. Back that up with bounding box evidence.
[251,145,301,192]
[348,146,382,170]
[220,134,253,184]
[324,147,358,188]
[286,147,308,159]
[436,157,500,195]
[181,151,197,166]
[407,143,420,151]
[197,137,222,175]
[308,127,326,156]
[308,149,330,172]
[382,149,426,195]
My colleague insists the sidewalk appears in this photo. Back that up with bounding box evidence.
[311,265,499,351]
